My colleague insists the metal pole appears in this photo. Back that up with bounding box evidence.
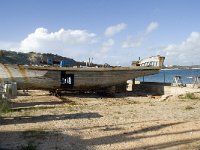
[164,72,166,83]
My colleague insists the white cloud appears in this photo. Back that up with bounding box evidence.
[122,22,159,48]
[101,38,115,53]
[104,23,127,37]
[146,22,159,34]
[0,24,160,66]
[122,36,143,48]
[19,28,96,53]
[160,32,200,65]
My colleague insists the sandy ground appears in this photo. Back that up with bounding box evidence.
[1,90,200,150]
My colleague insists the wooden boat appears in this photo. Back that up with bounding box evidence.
[0,56,165,92]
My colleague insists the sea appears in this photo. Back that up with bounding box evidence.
[136,69,200,84]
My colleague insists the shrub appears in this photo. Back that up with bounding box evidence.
[179,93,198,100]
[184,93,198,99]
[0,101,11,115]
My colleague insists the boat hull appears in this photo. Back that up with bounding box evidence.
[0,64,160,91]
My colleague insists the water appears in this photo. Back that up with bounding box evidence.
[137,69,200,84]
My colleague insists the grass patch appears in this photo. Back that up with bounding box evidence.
[179,93,199,100]
[0,101,11,116]
[185,93,198,99]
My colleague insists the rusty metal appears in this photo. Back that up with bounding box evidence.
[0,77,2,83]
[18,65,29,82]
[1,64,15,81]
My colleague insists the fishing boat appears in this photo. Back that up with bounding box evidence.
[0,56,165,93]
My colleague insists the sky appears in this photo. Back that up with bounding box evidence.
[0,0,200,66]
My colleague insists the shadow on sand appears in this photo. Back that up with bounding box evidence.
[0,112,103,126]
[1,121,200,150]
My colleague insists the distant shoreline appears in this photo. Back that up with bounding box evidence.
[162,68,200,70]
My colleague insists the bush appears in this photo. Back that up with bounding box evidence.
[179,93,198,100]
[184,93,198,99]
[0,101,11,115]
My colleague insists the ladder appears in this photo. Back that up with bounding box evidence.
[171,76,185,87]
[193,76,200,88]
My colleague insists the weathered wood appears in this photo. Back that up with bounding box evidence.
[0,63,160,91]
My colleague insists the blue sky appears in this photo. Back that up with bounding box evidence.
[0,0,200,66]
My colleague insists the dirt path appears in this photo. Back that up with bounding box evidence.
[1,90,200,150]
